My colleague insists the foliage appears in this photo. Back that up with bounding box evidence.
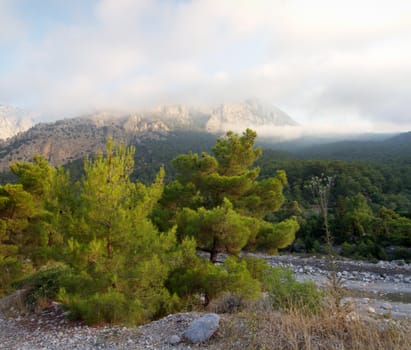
[263,267,322,312]
[243,256,322,312]
[0,156,59,294]
[14,264,71,310]
[52,141,197,325]
[167,256,261,307]
[3,129,411,326]
[155,129,299,261]
[258,156,411,259]
[0,141,202,324]
[306,174,334,254]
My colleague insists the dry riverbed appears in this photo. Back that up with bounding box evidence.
[250,253,411,319]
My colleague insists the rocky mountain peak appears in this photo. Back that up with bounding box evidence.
[0,100,299,170]
[0,105,37,140]
[206,100,298,134]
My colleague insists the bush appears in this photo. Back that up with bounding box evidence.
[0,255,24,297]
[243,256,271,284]
[392,247,411,262]
[341,239,387,260]
[208,292,247,314]
[167,256,261,307]
[263,267,322,312]
[58,289,140,325]
[13,264,71,311]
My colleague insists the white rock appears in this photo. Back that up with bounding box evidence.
[169,334,181,345]
[183,313,220,344]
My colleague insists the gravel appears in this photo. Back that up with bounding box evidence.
[0,306,215,350]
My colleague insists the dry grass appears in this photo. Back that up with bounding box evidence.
[214,305,411,350]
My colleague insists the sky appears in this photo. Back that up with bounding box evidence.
[0,0,410,134]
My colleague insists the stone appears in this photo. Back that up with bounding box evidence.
[367,307,376,313]
[169,335,181,345]
[346,311,360,321]
[381,303,392,311]
[183,313,220,344]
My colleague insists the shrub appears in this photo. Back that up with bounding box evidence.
[392,247,411,262]
[58,289,140,325]
[167,256,261,307]
[208,292,247,314]
[0,255,24,297]
[263,267,322,312]
[243,256,271,284]
[13,264,71,311]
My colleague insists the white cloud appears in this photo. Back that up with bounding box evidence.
[0,0,410,132]
[0,0,25,44]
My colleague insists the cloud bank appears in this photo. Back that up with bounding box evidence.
[0,0,410,133]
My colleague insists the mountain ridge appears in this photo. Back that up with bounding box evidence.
[0,101,298,170]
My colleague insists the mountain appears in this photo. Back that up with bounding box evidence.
[206,100,298,135]
[0,101,298,171]
[0,105,37,140]
[292,131,411,162]
[0,114,170,171]
[142,100,298,133]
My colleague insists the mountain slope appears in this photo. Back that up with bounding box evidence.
[0,101,297,171]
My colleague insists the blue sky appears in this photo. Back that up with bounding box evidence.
[1,0,410,134]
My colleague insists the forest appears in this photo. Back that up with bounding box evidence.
[257,151,411,261]
[1,129,410,325]
[0,130,305,325]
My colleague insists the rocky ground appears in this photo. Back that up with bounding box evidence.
[1,254,410,349]
[0,303,227,350]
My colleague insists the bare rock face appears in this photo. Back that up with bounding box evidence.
[206,100,298,134]
[0,115,169,171]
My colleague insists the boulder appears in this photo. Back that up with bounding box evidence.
[183,313,220,344]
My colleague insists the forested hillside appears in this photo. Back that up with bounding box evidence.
[293,132,411,162]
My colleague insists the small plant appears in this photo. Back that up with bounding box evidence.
[306,174,349,312]
[208,292,247,314]
[263,267,322,313]
[13,263,71,311]
[306,174,335,255]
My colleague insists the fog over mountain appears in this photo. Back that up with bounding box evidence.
[1,1,410,134]
[0,100,299,139]
[0,100,301,169]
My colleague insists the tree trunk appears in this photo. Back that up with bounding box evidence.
[209,238,218,263]
[107,241,113,259]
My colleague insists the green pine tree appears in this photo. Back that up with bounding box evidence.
[155,129,299,262]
